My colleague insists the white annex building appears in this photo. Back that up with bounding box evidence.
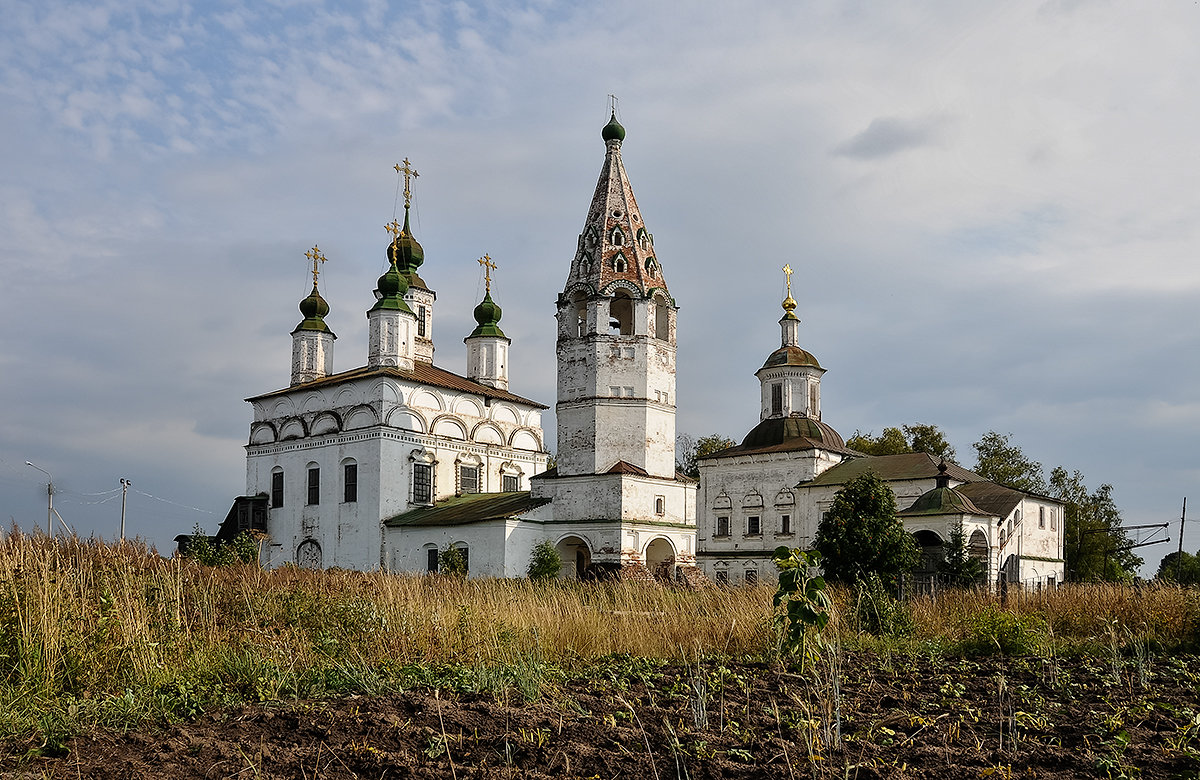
[695,278,1066,590]
[212,116,697,579]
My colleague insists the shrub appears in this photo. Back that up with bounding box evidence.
[958,606,1046,656]
[526,540,562,581]
[440,545,468,578]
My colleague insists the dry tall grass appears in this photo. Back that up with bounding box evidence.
[2,531,1197,736]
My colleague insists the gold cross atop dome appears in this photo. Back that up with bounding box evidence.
[385,219,403,239]
[782,264,797,312]
[305,245,327,287]
[394,158,419,208]
[478,254,497,293]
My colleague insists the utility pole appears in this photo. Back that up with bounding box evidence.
[1177,497,1187,583]
[119,478,131,541]
[25,461,53,535]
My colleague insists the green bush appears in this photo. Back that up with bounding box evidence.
[958,606,1046,656]
[526,540,562,581]
[440,545,468,578]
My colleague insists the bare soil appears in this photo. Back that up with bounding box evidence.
[5,652,1200,779]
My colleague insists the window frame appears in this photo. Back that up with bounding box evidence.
[343,462,358,503]
[306,466,320,506]
[412,462,433,505]
[715,516,730,537]
[271,469,284,509]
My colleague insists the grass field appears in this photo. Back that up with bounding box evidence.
[3,531,1199,777]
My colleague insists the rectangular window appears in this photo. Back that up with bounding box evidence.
[624,386,634,397]
[780,514,791,535]
[747,516,761,536]
[460,465,480,494]
[343,464,358,503]
[502,474,520,492]
[771,383,783,416]
[427,548,439,573]
[745,569,758,585]
[417,305,427,337]
[610,386,621,397]
[413,463,432,504]
[655,496,665,515]
[716,516,730,537]
[306,467,320,505]
[715,570,729,586]
[271,471,284,508]
[1039,507,1045,529]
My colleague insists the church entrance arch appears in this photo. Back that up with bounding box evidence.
[911,529,944,594]
[644,537,677,582]
[555,535,592,580]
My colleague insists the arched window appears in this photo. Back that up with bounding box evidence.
[609,290,633,335]
[611,227,624,246]
[653,294,669,341]
[271,466,284,508]
[572,291,588,337]
[306,462,320,506]
[341,458,357,503]
[612,253,627,273]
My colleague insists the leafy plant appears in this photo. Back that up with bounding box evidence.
[772,547,833,668]
[439,545,468,578]
[814,471,917,588]
[526,540,562,581]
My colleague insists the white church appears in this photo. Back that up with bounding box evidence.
[216,115,697,579]
[206,112,1064,588]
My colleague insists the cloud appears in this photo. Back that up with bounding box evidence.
[834,116,947,159]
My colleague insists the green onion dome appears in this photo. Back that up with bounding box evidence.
[468,291,506,338]
[370,257,414,313]
[387,205,425,275]
[601,112,626,143]
[293,284,333,333]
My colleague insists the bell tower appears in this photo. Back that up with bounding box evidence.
[555,112,678,478]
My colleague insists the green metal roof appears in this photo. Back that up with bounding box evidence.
[802,453,984,486]
[899,486,994,518]
[385,491,551,527]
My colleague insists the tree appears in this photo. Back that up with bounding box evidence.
[846,427,909,456]
[815,471,918,587]
[676,433,736,478]
[847,423,957,462]
[526,540,562,581]
[937,519,984,587]
[1155,551,1200,585]
[971,431,1047,493]
[1050,467,1142,581]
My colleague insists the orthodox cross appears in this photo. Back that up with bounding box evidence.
[783,264,793,298]
[478,254,497,293]
[394,158,419,208]
[385,219,403,239]
[305,245,327,287]
[608,93,619,115]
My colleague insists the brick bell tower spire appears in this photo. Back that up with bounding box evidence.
[554,109,679,478]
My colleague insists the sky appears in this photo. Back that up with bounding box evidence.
[1,0,1196,574]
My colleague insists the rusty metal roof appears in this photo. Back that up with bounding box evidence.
[384,491,551,527]
[701,416,857,460]
[246,361,548,409]
[954,481,1030,519]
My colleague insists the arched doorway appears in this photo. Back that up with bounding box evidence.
[555,535,592,580]
[644,537,677,582]
[911,530,944,593]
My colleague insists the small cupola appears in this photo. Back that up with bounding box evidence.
[291,246,337,385]
[367,252,417,370]
[465,254,511,390]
